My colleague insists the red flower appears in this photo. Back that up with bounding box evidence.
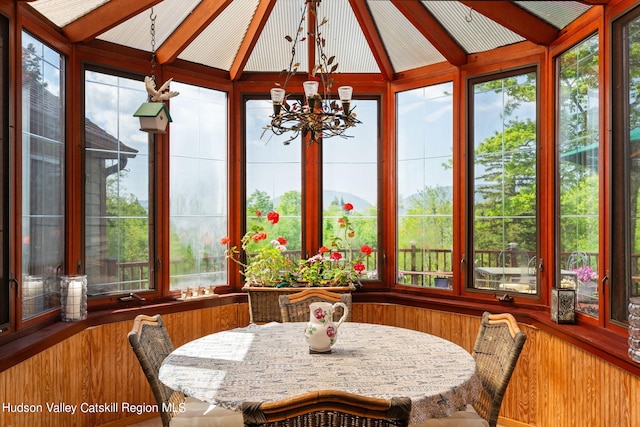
[360,245,373,256]
[219,236,231,246]
[277,237,287,245]
[319,246,330,254]
[338,218,346,228]
[251,232,267,242]
[354,261,365,273]
[255,210,262,217]
[267,211,280,225]
[343,202,354,211]
[330,252,342,261]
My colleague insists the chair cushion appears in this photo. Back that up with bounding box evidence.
[170,397,244,426]
[410,407,490,427]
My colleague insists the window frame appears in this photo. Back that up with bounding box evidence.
[240,93,384,287]
[81,64,157,300]
[465,65,541,299]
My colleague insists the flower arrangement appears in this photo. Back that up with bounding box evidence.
[220,203,372,288]
[573,266,597,283]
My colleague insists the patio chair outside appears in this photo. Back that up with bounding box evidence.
[242,389,411,427]
[279,288,352,322]
[127,314,243,426]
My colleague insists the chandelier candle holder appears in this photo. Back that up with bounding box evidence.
[60,275,87,321]
[265,0,360,145]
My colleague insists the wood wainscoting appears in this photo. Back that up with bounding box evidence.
[0,301,638,426]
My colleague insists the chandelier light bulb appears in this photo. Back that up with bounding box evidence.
[303,81,319,99]
[338,86,353,114]
[270,87,286,115]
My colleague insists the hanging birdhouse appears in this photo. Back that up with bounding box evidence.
[133,102,172,134]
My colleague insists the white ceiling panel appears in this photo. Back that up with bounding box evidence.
[369,1,447,72]
[245,0,310,73]
[97,0,200,53]
[178,0,259,70]
[426,1,524,54]
[517,1,591,29]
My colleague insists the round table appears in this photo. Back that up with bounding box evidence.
[159,322,481,424]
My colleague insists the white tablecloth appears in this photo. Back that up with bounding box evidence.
[159,322,481,424]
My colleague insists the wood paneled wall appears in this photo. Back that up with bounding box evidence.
[1,302,638,426]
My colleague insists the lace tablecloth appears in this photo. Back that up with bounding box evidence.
[159,322,480,424]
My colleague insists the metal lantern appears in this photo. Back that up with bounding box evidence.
[551,287,576,324]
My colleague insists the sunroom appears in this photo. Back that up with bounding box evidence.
[1,0,640,426]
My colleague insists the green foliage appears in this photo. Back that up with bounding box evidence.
[105,174,149,263]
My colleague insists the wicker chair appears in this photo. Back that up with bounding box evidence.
[279,288,352,322]
[242,389,411,427]
[412,312,527,427]
[127,314,243,426]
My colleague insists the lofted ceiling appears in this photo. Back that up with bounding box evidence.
[25,0,605,80]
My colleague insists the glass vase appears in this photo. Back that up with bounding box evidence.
[628,297,640,363]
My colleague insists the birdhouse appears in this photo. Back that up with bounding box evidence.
[133,102,172,133]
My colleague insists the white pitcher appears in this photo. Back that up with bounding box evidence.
[304,301,349,353]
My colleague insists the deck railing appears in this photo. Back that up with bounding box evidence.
[111,248,621,289]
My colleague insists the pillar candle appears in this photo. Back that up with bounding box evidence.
[64,277,85,321]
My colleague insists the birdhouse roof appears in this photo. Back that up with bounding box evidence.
[133,102,172,122]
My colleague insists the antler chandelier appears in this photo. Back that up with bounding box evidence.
[265,0,360,145]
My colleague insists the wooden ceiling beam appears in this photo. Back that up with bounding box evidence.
[460,1,559,46]
[391,0,466,67]
[229,0,277,81]
[348,0,394,81]
[156,0,234,65]
[63,0,162,43]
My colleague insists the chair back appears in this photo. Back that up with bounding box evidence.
[472,312,527,427]
[127,314,185,427]
[279,288,352,322]
[242,389,411,427]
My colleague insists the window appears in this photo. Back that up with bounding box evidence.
[84,70,152,296]
[612,7,640,324]
[21,31,65,319]
[323,99,379,280]
[243,97,379,283]
[557,34,600,318]
[168,82,228,291]
[396,83,454,288]
[469,69,538,295]
[245,98,303,263]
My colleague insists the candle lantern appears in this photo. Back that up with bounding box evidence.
[628,297,640,363]
[22,275,45,318]
[551,287,576,324]
[60,275,87,321]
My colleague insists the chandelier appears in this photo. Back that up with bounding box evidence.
[265,0,361,145]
